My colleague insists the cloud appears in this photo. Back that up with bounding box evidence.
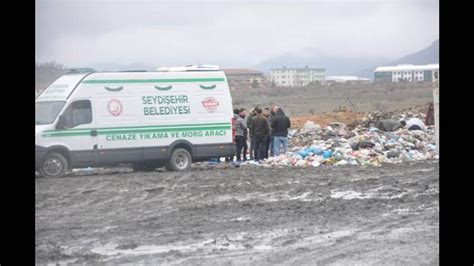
[36,0,438,68]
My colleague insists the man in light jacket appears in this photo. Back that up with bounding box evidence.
[234,108,248,162]
[239,108,249,161]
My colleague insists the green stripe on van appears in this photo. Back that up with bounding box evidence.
[81,78,225,84]
[43,122,231,133]
[97,126,230,136]
[42,124,231,137]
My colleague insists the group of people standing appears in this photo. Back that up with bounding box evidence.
[230,104,291,162]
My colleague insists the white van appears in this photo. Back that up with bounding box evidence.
[35,65,236,178]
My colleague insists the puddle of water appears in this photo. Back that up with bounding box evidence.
[217,191,323,204]
[231,216,251,222]
[91,237,275,258]
[391,208,410,213]
[288,192,313,201]
[378,192,407,199]
[330,190,373,200]
[297,229,356,247]
[93,228,332,259]
[229,233,246,241]
[253,245,273,250]
[47,258,78,266]
[420,206,439,211]
[91,242,198,256]
[417,168,436,172]
[324,229,355,239]
[414,188,439,198]
[330,189,407,200]
[215,193,281,203]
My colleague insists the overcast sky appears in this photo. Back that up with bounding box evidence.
[36,0,439,69]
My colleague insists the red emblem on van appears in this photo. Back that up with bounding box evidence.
[108,99,123,116]
[201,97,219,113]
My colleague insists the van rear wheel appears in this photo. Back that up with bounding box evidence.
[165,148,192,171]
[39,152,68,178]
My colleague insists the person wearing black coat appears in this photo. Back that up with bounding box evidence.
[251,107,270,161]
[271,108,291,156]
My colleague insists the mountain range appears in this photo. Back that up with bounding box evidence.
[254,39,439,79]
[355,40,439,78]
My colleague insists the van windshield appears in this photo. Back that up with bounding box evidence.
[36,101,66,125]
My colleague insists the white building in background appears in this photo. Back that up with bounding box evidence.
[374,64,439,83]
[270,66,326,87]
[326,76,371,85]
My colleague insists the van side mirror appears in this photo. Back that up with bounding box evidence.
[56,115,67,130]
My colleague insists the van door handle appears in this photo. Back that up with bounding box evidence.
[90,130,97,137]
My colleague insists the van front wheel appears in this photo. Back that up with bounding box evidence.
[39,152,68,178]
[166,148,192,171]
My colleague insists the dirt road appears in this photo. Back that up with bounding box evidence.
[36,161,439,265]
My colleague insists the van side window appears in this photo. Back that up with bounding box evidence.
[63,100,92,128]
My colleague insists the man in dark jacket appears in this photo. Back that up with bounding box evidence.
[251,107,270,161]
[246,108,257,160]
[271,108,291,156]
[263,107,271,159]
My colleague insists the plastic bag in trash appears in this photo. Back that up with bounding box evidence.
[297,149,309,158]
[323,150,332,159]
[351,142,360,151]
[303,121,321,132]
[334,160,348,166]
[293,154,304,160]
[295,160,307,167]
[333,152,343,161]
[308,146,323,155]
[386,150,401,158]
[359,140,375,148]
[288,129,297,138]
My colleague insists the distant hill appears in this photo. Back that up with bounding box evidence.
[356,39,439,79]
[254,49,388,76]
[390,40,439,65]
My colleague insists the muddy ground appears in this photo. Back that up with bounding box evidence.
[36,161,439,265]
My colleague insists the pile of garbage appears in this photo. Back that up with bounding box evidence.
[243,112,438,168]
